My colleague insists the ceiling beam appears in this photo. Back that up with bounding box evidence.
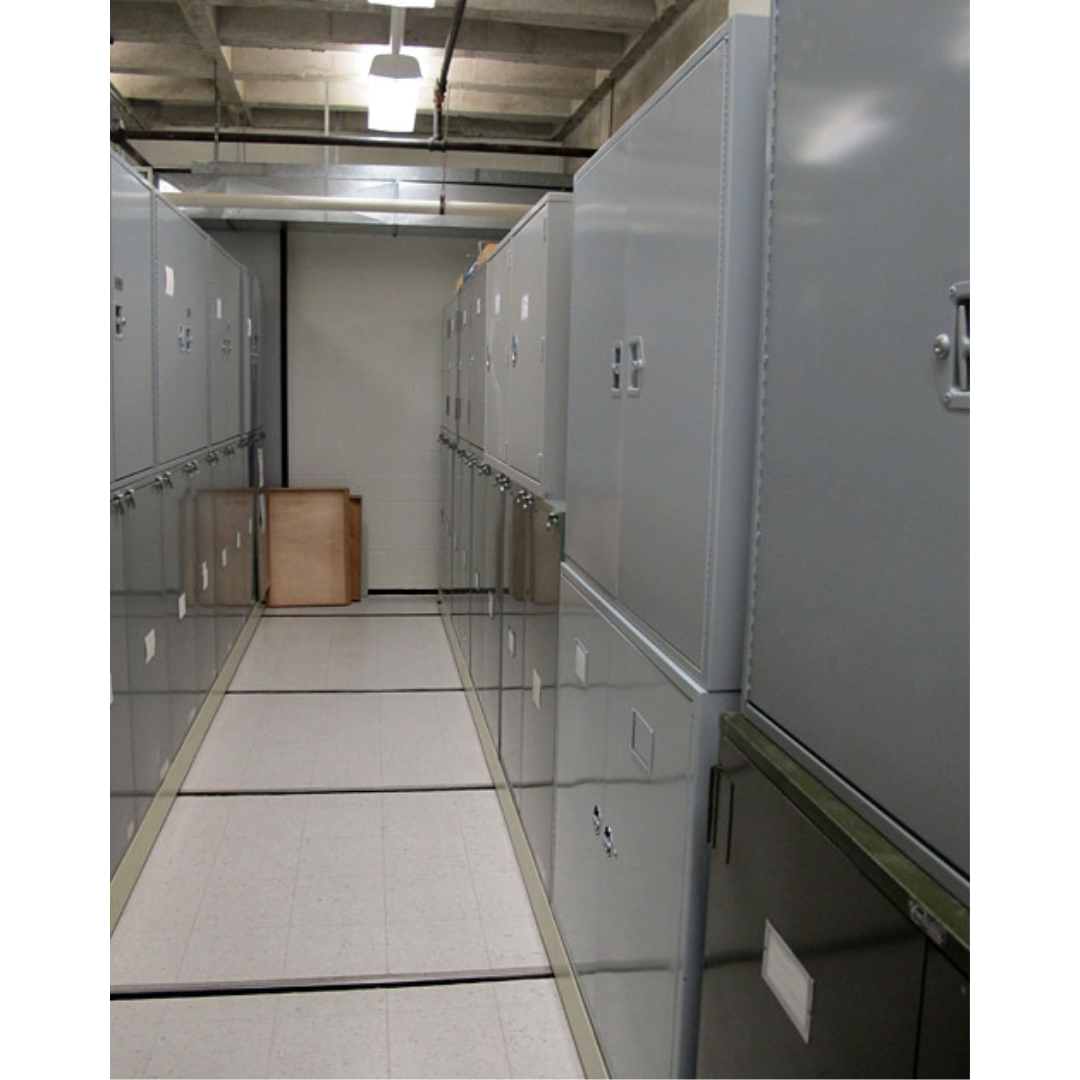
[193,0,656,35]
[173,0,254,124]
[111,42,215,80]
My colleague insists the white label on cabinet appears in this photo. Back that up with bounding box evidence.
[520,293,530,321]
[532,669,542,710]
[236,531,243,550]
[178,592,187,621]
[221,548,228,568]
[248,517,253,536]
[574,639,589,685]
[257,449,265,489]
[495,292,501,316]
[476,296,482,316]
[762,921,814,1043]
[216,297,222,319]
[165,265,175,296]
[247,317,252,338]
[201,561,209,591]
[508,626,516,657]
[144,629,156,665]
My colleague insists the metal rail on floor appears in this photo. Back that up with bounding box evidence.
[110,603,267,932]
[439,601,610,1080]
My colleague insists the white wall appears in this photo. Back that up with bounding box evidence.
[287,230,495,590]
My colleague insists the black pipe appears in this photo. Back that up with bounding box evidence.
[433,0,469,144]
[111,126,592,160]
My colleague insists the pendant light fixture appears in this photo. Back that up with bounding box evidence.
[367,4,428,133]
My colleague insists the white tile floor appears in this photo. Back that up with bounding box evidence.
[111,598,583,1079]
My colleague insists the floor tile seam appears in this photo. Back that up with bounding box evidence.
[224,687,464,695]
[176,784,496,798]
[112,969,556,1001]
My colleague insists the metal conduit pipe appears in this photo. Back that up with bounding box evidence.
[432,0,470,146]
[112,128,592,160]
[165,190,534,219]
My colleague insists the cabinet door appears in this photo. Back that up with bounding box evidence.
[156,203,209,462]
[441,301,457,432]
[195,455,219,692]
[111,156,154,481]
[617,43,729,672]
[467,274,487,449]
[696,736,925,1078]
[498,493,529,799]
[519,499,562,891]
[209,249,242,444]
[564,143,628,596]
[552,573,610,1017]
[485,246,512,464]
[507,210,548,481]
[473,474,505,745]
[593,625,694,1080]
[111,495,136,874]
[744,0,970,882]
[123,480,172,824]
[160,468,200,758]
[451,455,473,658]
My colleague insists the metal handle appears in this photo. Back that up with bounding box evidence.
[206,451,220,464]
[628,337,644,396]
[611,341,623,396]
[223,444,236,456]
[111,493,125,514]
[936,282,969,411]
[123,488,137,509]
[545,511,560,532]
[182,459,199,475]
[114,304,126,339]
[603,825,616,858]
[478,463,492,476]
[593,805,603,835]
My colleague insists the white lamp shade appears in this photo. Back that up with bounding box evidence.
[368,52,423,133]
[367,2,436,8]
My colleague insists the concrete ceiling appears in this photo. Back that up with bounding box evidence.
[110,1,697,147]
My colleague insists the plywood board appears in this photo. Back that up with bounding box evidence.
[348,496,363,601]
[267,488,349,607]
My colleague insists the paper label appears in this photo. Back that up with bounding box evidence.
[216,297,222,319]
[178,592,187,621]
[495,292,501,316]
[248,517,254,536]
[476,297,482,316]
[247,317,252,338]
[532,669,542,710]
[236,531,242,550]
[520,293,529,321]
[762,921,814,1043]
[575,639,589,685]
[508,626,516,657]
[201,561,209,591]
[221,548,228,568]
[165,265,175,296]
[144,629,156,665]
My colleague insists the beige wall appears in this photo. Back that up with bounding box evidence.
[286,230,500,590]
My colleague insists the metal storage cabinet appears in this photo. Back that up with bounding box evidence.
[111,493,137,874]
[451,446,476,659]
[209,244,243,444]
[484,194,573,497]
[213,440,252,667]
[252,434,270,602]
[157,464,201,756]
[441,295,460,435]
[499,490,531,798]
[241,270,262,434]
[437,434,455,599]
[741,0,970,899]
[119,474,174,827]
[518,496,562,890]
[564,16,769,690]
[553,565,727,1078]
[484,240,512,464]
[111,154,155,482]
[459,267,487,449]
[696,715,969,1078]
[195,450,221,690]
[471,466,508,745]
[156,199,210,463]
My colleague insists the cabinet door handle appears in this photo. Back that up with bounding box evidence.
[603,825,617,859]
[593,805,603,834]
[627,336,645,396]
[611,341,623,396]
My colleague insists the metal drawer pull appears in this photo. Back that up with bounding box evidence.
[603,825,617,858]
[593,805,603,834]
[611,341,623,396]
[628,336,645,396]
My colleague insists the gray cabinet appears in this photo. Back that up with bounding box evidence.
[697,715,968,1078]
[212,440,253,668]
[155,199,210,463]
[741,0,970,899]
[553,565,727,1078]
[209,245,243,444]
[241,270,263,434]
[483,194,572,497]
[451,447,476,660]
[564,16,769,690]
[499,490,529,801]
[111,155,155,482]
[441,295,460,435]
[459,267,487,450]
[111,493,137,874]
[437,434,455,599]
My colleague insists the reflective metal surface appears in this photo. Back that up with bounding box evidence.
[743,0,970,895]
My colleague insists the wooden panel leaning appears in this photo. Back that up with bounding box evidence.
[266,488,350,607]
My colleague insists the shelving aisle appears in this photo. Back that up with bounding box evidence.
[110,594,584,1079]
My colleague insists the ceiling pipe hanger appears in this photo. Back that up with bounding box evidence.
[432,0,469,148]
